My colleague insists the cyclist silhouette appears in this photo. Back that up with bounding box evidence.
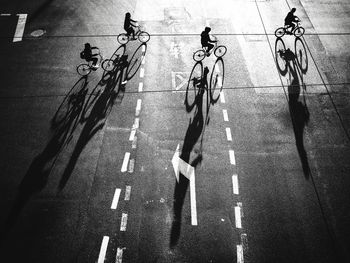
[201,27,217,56]
[124,12,138,39]
[284,8,299,34]
[80,43,99,69]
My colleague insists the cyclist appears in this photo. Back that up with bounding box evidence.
[124,12,138,40]
[284,8,299,34]
[80,43,99,69]
[201,27,217,56]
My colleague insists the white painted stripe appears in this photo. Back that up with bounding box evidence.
[1,13,11,16]
[232,174,239,195]
[141,56,145,64]
[116,247,123,263]
[120,213,128,231]
[129,129,136,141]
[111,188,121,209]
[235,205,242,228]
[132,136,137,149]
[237,244,244,263]
[226,127,232,141]
[142,45,146,52]
[217,76,223,87]
[220,91,225,103]
[223,110,229,121]
[13,14,27,42]
[229,150,236,165]
[140,68,145,78]
[215,64,220,73]
[135,99,142,116]
[138,82,143,92]
[121,152,130,172]
[133,118,140,129]
[125,186,131,200]
[128,159,135,173]
[190,175,198,226]
[97,236,109,263]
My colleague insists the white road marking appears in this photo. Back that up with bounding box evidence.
[135,99,142,116]
[142,56,146,64]
[220,91,225,103]
[129,129,136,141]
[232,174,239,195]
[229,150,236,165]
[121,152,130,172]
[128,159,135,173]
[217,76,223,87]
[125,186,131,201]
[138,82,143,92]
[13,14,27,42]
[142,44,146,52]
[226,127,232,141]
[133,118,140,129]
[235,205,242,228]
[132,136,138,149]
[111,188,121,210]
[237,244,244,263]
[116,247,123,263]
[223,110,229,121]
[190,175,198,226]
[1,14,11,16]
[140,68,145,78]
[97,236,109,263]
[120,213,128,231]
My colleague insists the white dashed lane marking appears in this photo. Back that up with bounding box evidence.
[235,204,242,229]
[13,14,27,42]
[120,213,128,231]
[226,127,232,141]
[220,91,225,103]
[138,82,143,92]
[116,248,123,263]
[121,152,130,172]
[237,244,244,263]
[232,174,239,195]
[111,188,121,210]
[0,13,11,16]
[125,186,131,201]
[223,109,229,121]
[97,236,109,263]
[135,99,142,116]
[140,68,145,78]
[190,176,198,226]
[229,150,236,165]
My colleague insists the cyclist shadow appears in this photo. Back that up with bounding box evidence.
[170,63,210,248]
[1,76,89,241]
[275,37,311,179]
[58,43,148,190]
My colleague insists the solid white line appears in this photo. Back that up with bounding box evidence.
[232,174,239,195]
[121,152,130,172]
[135,99,142,116]
[223,109,229,121]
[226,127,232,141]
[120,213,128,231]
[220,91,225,103]
[125,186,131,201]
[129,129,136,141]
[111,188,121,209]
[138,82,143,92]
[190,175,198,226]
[237,244,244,263]
[97,236,109,263]
[13,14,27,42]
[235,205,242,228]
[116,247,123,263]
[229,150,236,165]
[140,68,145,78]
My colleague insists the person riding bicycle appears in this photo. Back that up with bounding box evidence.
[201,27,217,56]
[124,12,138,40]
[80,43,99,69]
[284,8,299,34]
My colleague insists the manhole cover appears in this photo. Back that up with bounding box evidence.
[30,29,46,37]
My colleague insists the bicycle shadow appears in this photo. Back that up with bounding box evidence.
[170,63,211,248]
[58,43,147,190]
[275,37,311,179]
[0,76,89,241]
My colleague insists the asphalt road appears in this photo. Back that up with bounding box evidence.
[0,0,349,262]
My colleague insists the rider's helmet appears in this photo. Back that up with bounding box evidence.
[84,43,91,49]
[291,8,296,13]
[205,27,211,33]
[126,12,131,17]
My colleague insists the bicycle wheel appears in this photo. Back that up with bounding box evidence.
[293,26,305,37]
[294,37,308,73]
[210,58,224,104]
[185,62,203,112]
[138,31,150,43]
[214,45,227,58]
[102,59,115,72]
[274,27,286,37]
[117,33,129,44]
[76,64,91,76]
[274,38,287,76]
[193,50,206,62]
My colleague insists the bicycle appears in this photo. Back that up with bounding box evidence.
[117,25,150,45]
[77,49,115,76]
[275,18,305,37]
[193,36,227,62]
